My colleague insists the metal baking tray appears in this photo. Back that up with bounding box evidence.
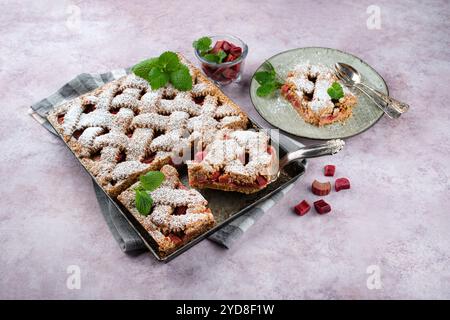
[49,118,306,262]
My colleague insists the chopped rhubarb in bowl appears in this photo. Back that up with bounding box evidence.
[194,35,248,86]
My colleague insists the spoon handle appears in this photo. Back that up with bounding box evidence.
[358,82,410,114]
[353,84,403,119]
[279,139,345,169]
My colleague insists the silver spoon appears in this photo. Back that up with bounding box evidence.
[269,139,345,182]
[334,63,409,119]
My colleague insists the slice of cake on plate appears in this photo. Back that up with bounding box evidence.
[281,63,357,126]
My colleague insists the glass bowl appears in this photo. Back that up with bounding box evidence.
[194,34,248,86]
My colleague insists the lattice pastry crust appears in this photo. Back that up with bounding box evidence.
[47,54,248,197]
[118,165,215,256]
[281,63,357,126]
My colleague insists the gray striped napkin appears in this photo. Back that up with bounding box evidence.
[29,69,304,252]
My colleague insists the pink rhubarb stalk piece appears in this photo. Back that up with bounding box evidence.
[294,200,311,216]
[335,177,351,192]
[314,199,331,214]
[324,165,336,177]
[311,180,331,196]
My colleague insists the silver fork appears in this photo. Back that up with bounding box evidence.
[334,62,409,119]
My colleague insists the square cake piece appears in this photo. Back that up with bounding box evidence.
[117,165,215,256]
[47,54,248,197]
[186,129,277,194]
[281,63,357,126]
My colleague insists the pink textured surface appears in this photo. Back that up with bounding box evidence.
[1,0,449,299]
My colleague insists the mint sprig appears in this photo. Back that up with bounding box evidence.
[134,171,165,216]
[192,36,228,64]
[327,82,344,101]
[254,61,284,97]
[192,36,212,55]
[132,51,193,91]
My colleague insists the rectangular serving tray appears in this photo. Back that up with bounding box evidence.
[49,117,306,262]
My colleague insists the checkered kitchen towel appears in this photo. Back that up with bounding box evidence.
[29,69,304,252]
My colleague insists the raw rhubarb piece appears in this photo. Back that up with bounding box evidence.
[230,46,242,56]
[194,151,207,162]
[311,180,331,196]
[225,54,236,62]
[221,41,231,52]
[232,62,241,72]
[314,199,331,214]
[211,40,224,53]
[335,177,350,192]
[324,165,335,177]
[294,200,311,216]
[222,67,238,79]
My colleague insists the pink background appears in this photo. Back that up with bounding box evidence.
[1,0,449,299]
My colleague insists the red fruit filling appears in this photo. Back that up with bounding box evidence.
[311,180,331,196]
[218,174,231,184]
[314,199,331,214]
[115,151,126,163]
[281,84,290,94]
[194,151,207,162]
[294,200,311,216]
[256,175,268,187]
[168,234,183,245]
[173,206,188,215]
[141,152,156,164]
[72,129,84,140]
[324,165,335,177]
[82,103,96,114]
[335,177,351,192]
[211,171,221,181]
[177,183,188,190]
[57,114,65,124]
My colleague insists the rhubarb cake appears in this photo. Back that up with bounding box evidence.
[118,165,215,256]
[186,129,277,194]
[47,54,248,197]
[281,63,357,126]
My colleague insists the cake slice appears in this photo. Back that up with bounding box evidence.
[281,63,357,126]
[187,129,277,194]
[117,165,215,256]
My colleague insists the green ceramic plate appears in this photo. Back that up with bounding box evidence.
[250,47,388,139]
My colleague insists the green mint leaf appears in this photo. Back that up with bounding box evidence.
[262,61,275,73]
[256,82,277,97]
[132,58,159,80]
[217,50,227,63]
[170,66,193,91]
[202,53,219,63]
[159,51,180,72]
[140,171,165,191]
[193,37,212,54]
[148,67,169,90]
[135,190,153,216]
[255,71,275,85]
[327,82,344,100]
